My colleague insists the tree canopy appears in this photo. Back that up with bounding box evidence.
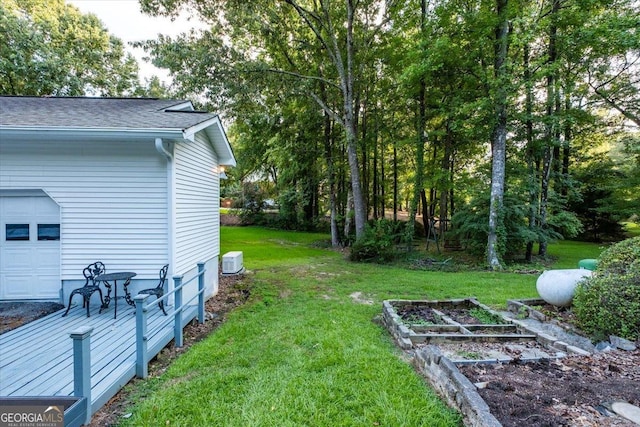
[0,0,141,96]
[136,0,639,265]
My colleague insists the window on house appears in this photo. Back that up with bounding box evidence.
[38,224,60,241]
[6,224,29,241]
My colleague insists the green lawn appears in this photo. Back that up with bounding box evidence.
[120,227,604,426]
[545,240,606,269]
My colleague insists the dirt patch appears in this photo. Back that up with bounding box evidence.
[459,350,640,426]
[89,273,251,426]
[401,302,640,426]
[349,291,374,305]
[0,301,64,334]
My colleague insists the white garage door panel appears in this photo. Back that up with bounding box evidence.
[2,275,36,298]
[0,195,61,300]
[37,247,60,268]
[1,247,32,270]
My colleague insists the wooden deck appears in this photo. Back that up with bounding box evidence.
[0,301,196,416]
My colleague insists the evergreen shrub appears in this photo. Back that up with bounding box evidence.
[573,236,640,341]
[349,219,407,263]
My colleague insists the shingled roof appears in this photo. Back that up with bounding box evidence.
[0,96,218,130]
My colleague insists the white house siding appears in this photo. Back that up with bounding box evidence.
[0,138,169,288]
[173,132,220,298]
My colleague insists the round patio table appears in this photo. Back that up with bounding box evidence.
[96,272,137,319]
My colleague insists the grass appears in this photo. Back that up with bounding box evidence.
[545,240,606,269]
[120,226,604,426]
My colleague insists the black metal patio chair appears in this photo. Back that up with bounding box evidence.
[137,264,169,315]
[62,262,106,317]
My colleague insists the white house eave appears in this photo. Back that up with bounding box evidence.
[182,116,237,167]
[2,122,237,166]
[0,126,187,141]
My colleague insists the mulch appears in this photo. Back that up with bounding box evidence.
[402,305,640,426]
[459,349,640,426]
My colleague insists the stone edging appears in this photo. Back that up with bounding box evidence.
[413,345,502,427]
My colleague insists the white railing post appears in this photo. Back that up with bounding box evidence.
[197,262,205,324]
[134,294,150,378]
[70,326,93,425]
[173,275,183,347]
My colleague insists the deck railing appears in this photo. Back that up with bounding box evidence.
[68,262,208,422]
[134,262,206,378]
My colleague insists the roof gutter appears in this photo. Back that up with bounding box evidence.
[0,126,187,142]
[155,138,173,160]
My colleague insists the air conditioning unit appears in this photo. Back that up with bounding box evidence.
[222,251,244,274]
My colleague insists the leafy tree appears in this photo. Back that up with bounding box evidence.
[139,0,638,261]
[140,0,403,241]
[0,0,140,96]
[583,7,640,127]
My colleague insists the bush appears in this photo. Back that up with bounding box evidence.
[449,193,542,260]
[573,236,640,341]
[349,219,408,263]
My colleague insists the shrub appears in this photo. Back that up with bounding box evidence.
[349,219,407,263]
[573,236,640,341]
[449,193,543,260]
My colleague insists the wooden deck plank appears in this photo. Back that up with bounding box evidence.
[1,306,135,392]
[0,301,199,418]
[0,305,112,367]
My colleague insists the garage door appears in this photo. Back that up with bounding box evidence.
[0,193,61,300]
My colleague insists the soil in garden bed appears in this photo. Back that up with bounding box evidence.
[438,307,504,325]
[397,304,505,326]
[432,341,562,362]
[459,349,640,427]
[395,305,444,324]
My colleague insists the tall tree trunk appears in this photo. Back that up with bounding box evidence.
[449,152,455,217]
[393,133,398,221]
[373,125,379,220]
[344,188,354,239]
[561,90,571,198]
[539,0,560,257]
[360,97,369,217]
[487,0,509,269]
[408,0,428,246]
[323,112,339,247]
[420,189,429,239]
[344,0,366,240]
[380,130,386,219]
[430,137,439,218]
[439,124,452,236]
[524,43,538,262]
[409,80,427,245]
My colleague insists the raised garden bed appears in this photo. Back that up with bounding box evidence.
[382,298,640,426]
[382,298,586,355]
